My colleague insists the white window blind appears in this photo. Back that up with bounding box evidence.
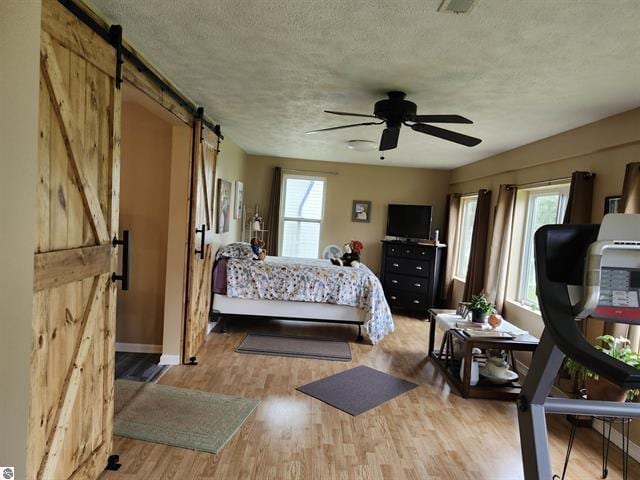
[518,186,569,309]
[279,175,326,258]
[454,195,478,279]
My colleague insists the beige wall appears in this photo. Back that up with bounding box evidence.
[117,101,174,346]
[0,0,41,474]
[213,138,248,248]
[449,107,640,338]
[448,107,640,442]
[244,155,450,274]
[161,124,193,360]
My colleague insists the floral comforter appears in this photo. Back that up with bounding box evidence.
[225,256,394,343]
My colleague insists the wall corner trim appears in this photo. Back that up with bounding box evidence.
[159,354,180,365]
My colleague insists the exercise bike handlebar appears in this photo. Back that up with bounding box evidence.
[534,224,640,390]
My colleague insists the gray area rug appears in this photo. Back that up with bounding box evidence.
[114,379,259,454]
[236,333,352,361]
[296,365,418,415]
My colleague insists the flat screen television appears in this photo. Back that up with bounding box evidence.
[386,204,432,239]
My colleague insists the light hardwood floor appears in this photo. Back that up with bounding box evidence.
[101,315,639,479]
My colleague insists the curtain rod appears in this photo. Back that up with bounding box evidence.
[456,175,575,197]
[517,175,573,189]
[282,168,339,176]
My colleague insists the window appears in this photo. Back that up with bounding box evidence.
[454,195,478,279]
[279,174,326,258]
[518,186,569,309]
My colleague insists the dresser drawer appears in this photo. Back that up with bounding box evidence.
[385,273,430,293]
[386,291,430,310]
[385,257,432,277]
[387,244,416,258]
[416,246,436,261]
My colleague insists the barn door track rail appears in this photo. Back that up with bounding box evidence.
[57,0,223,137]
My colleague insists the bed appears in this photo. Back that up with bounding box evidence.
[211,243,394,343]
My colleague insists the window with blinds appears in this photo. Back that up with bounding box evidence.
[279,174,326,258]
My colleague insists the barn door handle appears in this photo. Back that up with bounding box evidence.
[195,224,206,259]
[112,230,130,291]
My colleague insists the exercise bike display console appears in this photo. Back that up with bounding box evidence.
[518,214,640,479]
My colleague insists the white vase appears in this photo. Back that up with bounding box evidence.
[460,357,479,386]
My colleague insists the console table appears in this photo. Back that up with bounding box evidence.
[379,240,445,317]
[427,308,539,400]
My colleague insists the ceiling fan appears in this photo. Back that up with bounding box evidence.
[306,91,481,152]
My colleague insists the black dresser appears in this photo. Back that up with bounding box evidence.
[379,240,445,317]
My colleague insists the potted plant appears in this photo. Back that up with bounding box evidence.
[468,294,494,323]
[564,335,640,402]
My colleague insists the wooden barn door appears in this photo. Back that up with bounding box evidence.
[28,1,121,478]
[183,115,219,362]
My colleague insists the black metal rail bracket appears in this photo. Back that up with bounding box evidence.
[105,454,121,471]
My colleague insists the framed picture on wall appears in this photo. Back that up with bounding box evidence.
[604,195,621,215]
[351,200,371,223]
[217,179,232,233]
[234,180,244,219]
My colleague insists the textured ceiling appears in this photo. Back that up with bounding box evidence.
[89,0,640,168]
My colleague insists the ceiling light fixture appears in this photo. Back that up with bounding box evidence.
[347,140,377,152]
[437,0,478,14]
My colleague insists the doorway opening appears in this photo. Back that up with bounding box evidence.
[115,84,193,378]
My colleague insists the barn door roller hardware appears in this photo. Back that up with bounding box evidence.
[112,230,130,290]
[108,25,123,89]
[57,1,224,136]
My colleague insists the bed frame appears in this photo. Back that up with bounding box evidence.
[211,294,366,341]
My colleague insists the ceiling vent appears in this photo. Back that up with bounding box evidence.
[437,0,478,14]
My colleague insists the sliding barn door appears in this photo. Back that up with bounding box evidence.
[183,117,219,362]
[28,1,121,478]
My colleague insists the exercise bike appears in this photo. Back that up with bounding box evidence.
[518,214,640,479]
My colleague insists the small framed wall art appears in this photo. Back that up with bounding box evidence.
[351,200,371,223]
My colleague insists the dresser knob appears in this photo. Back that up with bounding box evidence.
[391,280,398,284]
[415,266,422,270]
[413,300,420,304]
[391,296,397,300]
[392,263,399,267]
[414,283,421,287]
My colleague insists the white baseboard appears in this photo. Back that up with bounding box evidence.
[515,359,640,463]
[159,353,180,365]
[115,342,162,354]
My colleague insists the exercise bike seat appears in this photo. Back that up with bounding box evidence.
[534,224,640,390]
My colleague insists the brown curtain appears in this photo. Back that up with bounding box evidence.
[618,162,640,214]
[463,189,492,301]
[264,167,282,254]
[483,185,516,313]
[563,171,595,224]
[441,194,461,305]
[604,162,640,350]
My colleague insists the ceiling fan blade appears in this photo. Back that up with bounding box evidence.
[379,127,400,151]
[325,110,378,119]
[412,114,473,124]
[306,121,383,134]
[411,123,481,147]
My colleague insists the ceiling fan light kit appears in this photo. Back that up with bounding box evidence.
[306,91,482,155]
[347,140,377,152]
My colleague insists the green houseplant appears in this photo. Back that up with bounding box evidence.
[564,335,640,401]
[468,294,494,323]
